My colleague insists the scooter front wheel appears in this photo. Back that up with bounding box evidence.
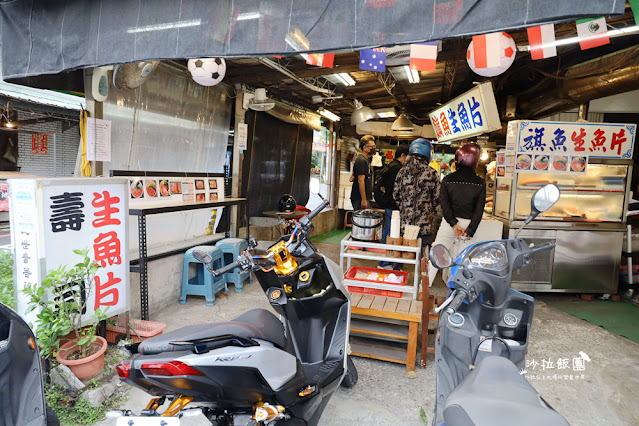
[340,356,358,388]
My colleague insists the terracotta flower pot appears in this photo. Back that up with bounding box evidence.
[56,336,108,381]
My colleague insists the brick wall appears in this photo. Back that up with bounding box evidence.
[16,113,80,177]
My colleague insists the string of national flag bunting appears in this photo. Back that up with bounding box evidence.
[304,6,639,73]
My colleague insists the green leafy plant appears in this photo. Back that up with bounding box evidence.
[0,249,15,308]
[22,249,108,359]
[45,383,127,425]
[419,407,428,424]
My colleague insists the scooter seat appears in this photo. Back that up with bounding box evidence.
[443,356,569,426]
[138,309,286,355]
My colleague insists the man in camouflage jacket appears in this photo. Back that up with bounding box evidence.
[393,142,441,247]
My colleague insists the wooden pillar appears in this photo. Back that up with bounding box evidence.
[230,90,245,237]
[80,68,104,177]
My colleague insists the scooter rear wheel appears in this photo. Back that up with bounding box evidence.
[340,356,358,388]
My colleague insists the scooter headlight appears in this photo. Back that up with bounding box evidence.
[463,243,508,272]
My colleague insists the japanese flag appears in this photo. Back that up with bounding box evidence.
[576,17,609,50]
[471,33,501,68]
[527,24,557,60]
[306,53,335,68]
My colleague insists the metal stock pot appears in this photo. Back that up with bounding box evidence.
[351,209,383,241]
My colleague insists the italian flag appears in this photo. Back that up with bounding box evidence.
[576,17,610,50]
[472,33,501,68]
[306,53,335,68]
[527,24,557,60]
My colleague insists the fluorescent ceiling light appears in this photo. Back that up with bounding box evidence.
[374,108,397,118]
[237,12,261,21]
[404,65,419,84]
[127,19,201,34]
[518,25,639,51]
[319,108,341,122]
[335,73,356,86]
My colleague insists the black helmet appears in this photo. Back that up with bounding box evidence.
[278,194,297,213]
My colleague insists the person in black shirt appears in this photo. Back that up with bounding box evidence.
[378,144,409,269]
[350,135,376,210]
[428,143,486,285]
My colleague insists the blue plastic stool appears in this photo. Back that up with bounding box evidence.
[215,238,253,292]
[180,245,227,306]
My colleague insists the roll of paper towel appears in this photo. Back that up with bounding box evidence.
[390,210,401,239]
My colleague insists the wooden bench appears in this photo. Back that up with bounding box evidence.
[349,292,422,375]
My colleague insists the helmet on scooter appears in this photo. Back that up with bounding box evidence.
[455,143,481,169]
[408,138,433,161]
[278,194,297,213]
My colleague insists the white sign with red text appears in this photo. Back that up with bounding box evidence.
[10,178,129,326]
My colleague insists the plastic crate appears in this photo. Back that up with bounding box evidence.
[344,266,408,298]
[106,317,167,343]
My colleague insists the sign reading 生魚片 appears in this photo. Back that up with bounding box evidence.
[429,82,502,143]
[511,120,636,158]
[10,178,129,327]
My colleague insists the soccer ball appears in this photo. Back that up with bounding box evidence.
[188,58,226,86]
[466,32,516,77]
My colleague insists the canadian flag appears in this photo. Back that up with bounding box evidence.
[471,33,501,68]
[306,53,335,68]
[527,24,557,60]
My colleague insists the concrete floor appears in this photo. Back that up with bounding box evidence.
[103,243,639,426]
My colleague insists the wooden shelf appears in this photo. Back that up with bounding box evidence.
[350,337,408,365]
[350,317,409,342]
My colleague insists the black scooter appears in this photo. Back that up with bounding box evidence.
[429,184,569,426]
[110,191,357,425]
[0,302,59,426]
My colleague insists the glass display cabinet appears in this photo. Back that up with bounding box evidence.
[492,159,632,293]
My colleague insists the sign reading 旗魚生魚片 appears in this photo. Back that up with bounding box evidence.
[10,178,129,327]
[429,82,502,143]
[513,121,636,158]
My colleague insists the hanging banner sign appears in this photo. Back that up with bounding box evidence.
[40,134,48,155]
[511,120,636,158]
[31,134,39,154]
[429,82,502,143]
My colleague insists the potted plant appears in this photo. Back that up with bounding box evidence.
[23,249,109,381]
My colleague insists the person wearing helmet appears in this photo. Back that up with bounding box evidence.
[427,142,486,286]
[393,138,441,253]
[350,135,376,210]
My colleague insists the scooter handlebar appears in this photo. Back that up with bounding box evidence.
[212,260,240,277]
[446,291,467,314]
[529,242,555,254]
[306,197,329,221]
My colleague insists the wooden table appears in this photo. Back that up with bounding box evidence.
[349,292,423,375]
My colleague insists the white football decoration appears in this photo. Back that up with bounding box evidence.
[188,58,227,86]
[466,32,516,77]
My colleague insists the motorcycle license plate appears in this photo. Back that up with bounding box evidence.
[116,417,180,426]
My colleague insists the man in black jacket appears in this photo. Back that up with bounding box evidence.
[428,143,486,285]
[378,144,408,269]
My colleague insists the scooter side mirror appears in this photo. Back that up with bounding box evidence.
[430,244,455,269]
[193,249,213,264]
[310,177,321,195]
[526,183,561,224]
[515,183,561,238]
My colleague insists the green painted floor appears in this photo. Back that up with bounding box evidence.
[539,295,639,344]
[310,229,351,245]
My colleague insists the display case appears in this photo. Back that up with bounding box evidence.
[492,159,632,293]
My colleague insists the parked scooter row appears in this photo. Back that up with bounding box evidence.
[1,184,570,426]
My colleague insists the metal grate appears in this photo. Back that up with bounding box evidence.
[511,238,555,284]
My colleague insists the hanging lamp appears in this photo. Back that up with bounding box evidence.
[391,112,414,131]
[351,99,377,126]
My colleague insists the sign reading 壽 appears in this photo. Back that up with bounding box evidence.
[429,81,502,143]
[512,121,636,158]
[10,178,129,327]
